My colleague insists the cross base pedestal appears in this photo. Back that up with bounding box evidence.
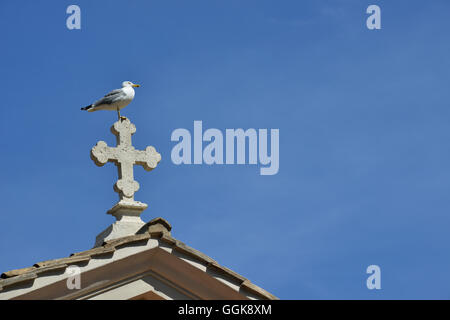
[94,200,148,247]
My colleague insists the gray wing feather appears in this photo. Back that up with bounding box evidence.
[93,89,126,106]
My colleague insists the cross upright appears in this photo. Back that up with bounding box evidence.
[90,117,161,246]
[91,118,161,202]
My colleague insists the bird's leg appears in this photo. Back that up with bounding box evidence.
[117,108,127,121]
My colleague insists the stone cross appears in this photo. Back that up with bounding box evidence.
[90,118,161,246]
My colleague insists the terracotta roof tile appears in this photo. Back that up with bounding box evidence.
[1,267,36,279]
[103,233,150,248]
[137,217,172,237]
[148,217,172,231]
[159,233,177,245]
[241,280,278,300]
[34,264,68,276]
[34,255,91,268]
[70,246,115,258]
[0,272,37,289]
[173,241,217,265]
[208,261,247,283]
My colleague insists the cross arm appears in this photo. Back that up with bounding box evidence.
[134,146,162,171]
[90,141,117,167]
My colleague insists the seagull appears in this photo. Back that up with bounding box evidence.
[81,81,140,120]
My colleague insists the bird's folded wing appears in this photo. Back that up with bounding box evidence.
[104,89,123,97]
[94,89,126,105]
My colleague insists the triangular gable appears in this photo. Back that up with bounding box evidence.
[0,218,277,300]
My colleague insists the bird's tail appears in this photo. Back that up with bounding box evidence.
[81,105,93,111]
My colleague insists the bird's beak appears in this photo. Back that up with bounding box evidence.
[132,84,140,87]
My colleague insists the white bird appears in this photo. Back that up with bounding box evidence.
[81,81,140,120]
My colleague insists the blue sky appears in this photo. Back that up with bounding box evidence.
[1,0,450,299]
